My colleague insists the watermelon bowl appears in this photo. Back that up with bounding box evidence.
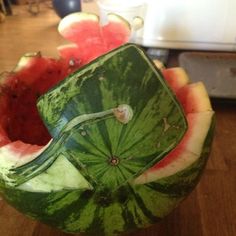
[0,12,215,236]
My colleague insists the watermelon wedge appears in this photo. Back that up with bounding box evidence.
[57,12,131,67]
[0,12,214,236]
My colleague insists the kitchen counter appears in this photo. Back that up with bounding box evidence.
[0,2,235,236]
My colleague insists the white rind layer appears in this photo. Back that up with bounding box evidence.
[0,140,51,184]
[58,12,99,36]
[18,155,92,192]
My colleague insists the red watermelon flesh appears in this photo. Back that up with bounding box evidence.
[134,68,214,184]
[101,14,131,51]
[0,54,69,147]
[57,12,131,67]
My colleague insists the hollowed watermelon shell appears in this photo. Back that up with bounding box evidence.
[0,12,214,236]
[0,44,214,235]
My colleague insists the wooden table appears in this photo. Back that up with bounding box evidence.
[0,2,236,236]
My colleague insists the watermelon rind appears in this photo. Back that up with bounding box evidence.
[106,13,131,29]
[1,115,214,236]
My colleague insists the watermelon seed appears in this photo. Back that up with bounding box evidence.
[69,59,75,66]
[69,58,81,68]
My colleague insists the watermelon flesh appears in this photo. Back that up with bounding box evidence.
[0,54,68,147]
[0,12,215,236]
[57,12,131,67]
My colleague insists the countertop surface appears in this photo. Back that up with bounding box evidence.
[0,2,235,236]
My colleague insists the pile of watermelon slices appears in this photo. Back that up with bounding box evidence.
[0,12,214,236]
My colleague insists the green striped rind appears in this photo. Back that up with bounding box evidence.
[1,185,179,235]
[140,113,215,198]
[0,115,214,235]
[6,44,187,189]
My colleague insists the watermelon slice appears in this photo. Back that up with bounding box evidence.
[57,12,131,67]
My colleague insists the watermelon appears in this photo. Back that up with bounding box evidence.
[57,12,131,68]
[0,12,214,236]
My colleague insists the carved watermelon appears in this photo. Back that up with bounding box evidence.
[0,12,214,236]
